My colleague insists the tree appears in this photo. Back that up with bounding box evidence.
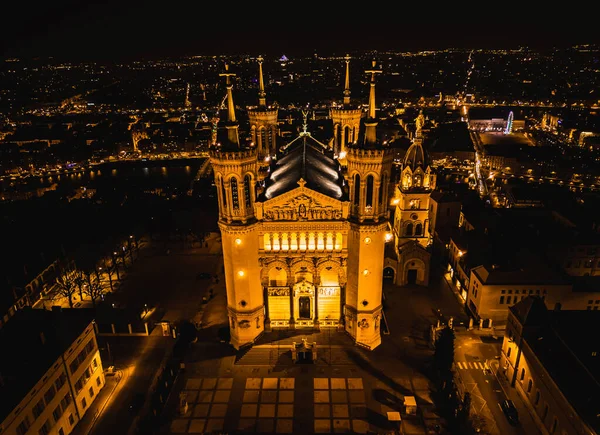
[73,269,86,301]
[434,326,455,390]
[54,269,77,308]
[83,273,106,308]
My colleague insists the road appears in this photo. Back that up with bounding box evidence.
[454,332,540,435]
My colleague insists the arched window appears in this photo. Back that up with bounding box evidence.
[414,174,422,187]
[534,391,540,406]
[520,368,526,381]
[405,223,413,237]
[366,175,374,207]
[379,173,387,206]
[507,347,512,358]
[220,177,227,209]
[353,174,361,206]
[542,405,549,421]
[551,418,557,434]
[527,379,533,393]
[230,177,240,210]
[244,174,252,209]
[415,223,423,236]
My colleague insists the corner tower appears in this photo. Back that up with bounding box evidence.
[330,55,362,161]
[392,114,437,249]
[210,64,263,349]
[344,60,393,350]
[248,55,278,163]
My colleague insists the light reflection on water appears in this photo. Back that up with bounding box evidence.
[1,162,202,193]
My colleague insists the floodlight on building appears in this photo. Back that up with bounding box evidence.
[235,238,242,246]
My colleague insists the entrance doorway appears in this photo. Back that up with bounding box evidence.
[299,296,311,319]
[407,269,418,285]
[383,267,395,281]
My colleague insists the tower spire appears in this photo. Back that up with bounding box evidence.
[257,55,266,107]
[219,64,239,147]
[343,54,351,105]
[364,60,382,146]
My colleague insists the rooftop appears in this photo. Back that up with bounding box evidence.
[511,300,600,434]
[0,308,94,423]
[262,133,346,201]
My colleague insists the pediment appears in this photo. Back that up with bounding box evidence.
[255,184,349,222]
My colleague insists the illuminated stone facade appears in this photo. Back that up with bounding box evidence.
[210,60,398,350]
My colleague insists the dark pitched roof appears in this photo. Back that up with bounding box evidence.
[510,296,548,326]
[430,191,460,203]
[0,308,94,423]
[262,134,346,201]
[518,306,600,433]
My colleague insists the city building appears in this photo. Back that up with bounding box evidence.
[210,60,403,350]
[500,297,600,435]
[0,308,104,435]
[467,107,525,132]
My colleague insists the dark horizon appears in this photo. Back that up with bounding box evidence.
[2,2,599,61]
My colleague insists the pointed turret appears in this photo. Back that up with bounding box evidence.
[364,60,381,147]
[248,55,279,161]
[258,55,266,107]
[343,54,351,106]
[219,64,239,148]
[330,55,362,158]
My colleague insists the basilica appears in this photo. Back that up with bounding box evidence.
[209,58,435,350]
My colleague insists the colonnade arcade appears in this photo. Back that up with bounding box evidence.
[261,257,346,329]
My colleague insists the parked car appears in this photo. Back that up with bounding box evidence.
[500,399,519,425]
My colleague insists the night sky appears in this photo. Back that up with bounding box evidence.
[2,2,599,60]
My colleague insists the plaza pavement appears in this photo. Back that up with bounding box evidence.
[157,250,473,434]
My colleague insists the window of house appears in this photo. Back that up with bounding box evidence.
[551,418,558,434]
[520,368,525,381]
[96,376,102,387]
[38,419,51,435]
[588,306,592,310]
[508,290,512,294]
[53,405,62,421]
[527,379,533,393]
[44,385,56,405]
[61,393,72,409]
[81,397,87,410]
[68,414,74,426]
[594,306,598,311]
[506,296,511,304]
[499,296,505,304]
[515,290,519,295]
[507,347,511,358]
[33,399,45,418]
[536,289,540,294]
[535,391,540,406]
[55,373,67,391]
[543,405,549,421]
[529,289,533,294]
[501,289,506,294]
[16,417,30,435]
[595,300,600,304]
[89,386,94,398]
